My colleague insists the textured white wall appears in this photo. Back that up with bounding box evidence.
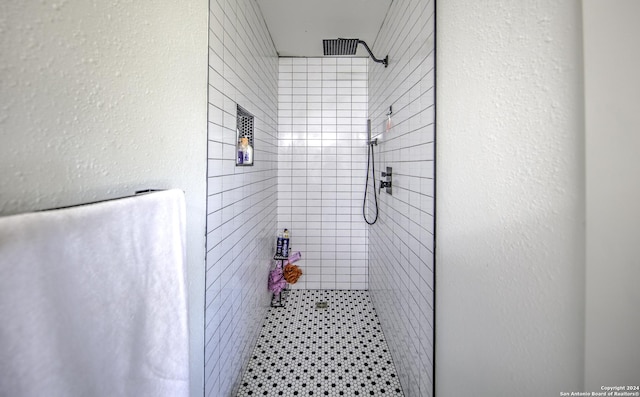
[0,2,208,396]
[583,1,640,389]
[436,2,585,396]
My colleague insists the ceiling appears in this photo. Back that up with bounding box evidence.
[256,0,392,57]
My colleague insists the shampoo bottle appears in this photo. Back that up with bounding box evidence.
[282,229,290,257]
[276,231,284,257]
[237,140,244,164]
[241,137,253,164]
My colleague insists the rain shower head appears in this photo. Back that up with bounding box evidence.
[323,38,359,56]
[322,38,388,67]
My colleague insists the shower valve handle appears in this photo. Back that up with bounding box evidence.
[380,167,393,195]
[379,180,392,195]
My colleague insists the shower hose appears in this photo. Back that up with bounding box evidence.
[363,139,379,225]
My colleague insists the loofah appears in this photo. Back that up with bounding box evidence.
[283,263,302,284]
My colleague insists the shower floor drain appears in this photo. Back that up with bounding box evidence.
[315,301,328,309]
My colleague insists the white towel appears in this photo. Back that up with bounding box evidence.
[0,189,189,397]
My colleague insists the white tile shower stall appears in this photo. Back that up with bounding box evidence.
[206,0,435,396]
[277,57,370,291]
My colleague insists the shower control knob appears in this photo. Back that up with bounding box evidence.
[380,167,393,195]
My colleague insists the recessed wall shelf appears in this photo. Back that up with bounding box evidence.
[236,105,254,166]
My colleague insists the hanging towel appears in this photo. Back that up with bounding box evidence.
[0,189,189,397]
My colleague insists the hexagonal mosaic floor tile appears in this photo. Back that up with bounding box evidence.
[236,290,404,396]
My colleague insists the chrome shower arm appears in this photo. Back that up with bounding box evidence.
[323,38,388,68]
[357,40,388,67]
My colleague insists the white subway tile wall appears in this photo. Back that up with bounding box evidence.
[368,0,436,396]
[205,1,278,396]
[277,57,369,290]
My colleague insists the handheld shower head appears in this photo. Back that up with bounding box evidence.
[322,38,388,67]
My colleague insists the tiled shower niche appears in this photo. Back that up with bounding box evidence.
[236,105,254,166]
